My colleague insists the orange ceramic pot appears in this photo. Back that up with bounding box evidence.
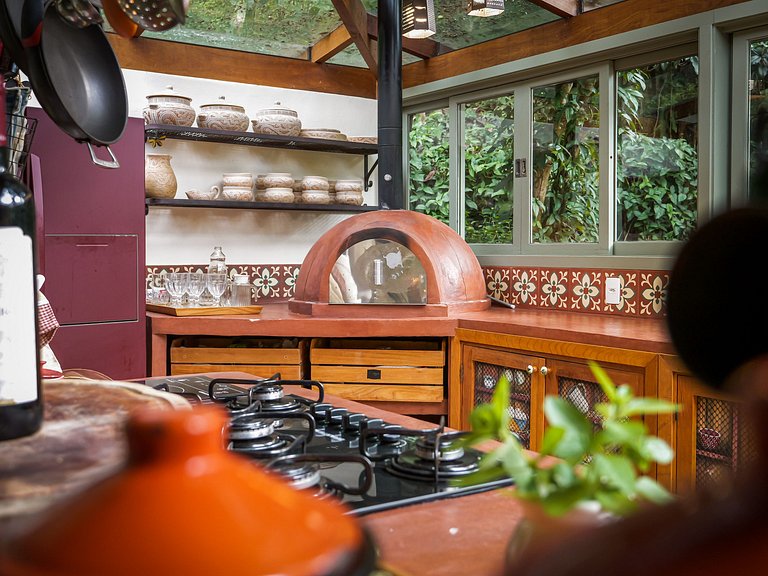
[0,406,371,576]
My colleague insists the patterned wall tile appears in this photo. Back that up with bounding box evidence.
[509,268,538,307]
[282,265,301,299]
[251,265,284,302]
[538,269,570,310]
[570,270,603,312]
[600,270,639,316]
[638,272,670,317]
[485,267,512,304]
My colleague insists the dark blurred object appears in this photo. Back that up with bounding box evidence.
[0,0,28,74]
[750,100,768,204]
[666,207,768,389]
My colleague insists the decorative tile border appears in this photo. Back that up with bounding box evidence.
[484,266,669,318]
[145,264,670,317]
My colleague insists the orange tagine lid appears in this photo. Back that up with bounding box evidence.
[0,406,373,576]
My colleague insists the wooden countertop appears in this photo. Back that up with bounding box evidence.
[148,303,675,354]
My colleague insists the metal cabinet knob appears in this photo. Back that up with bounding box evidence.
[540,366,549,376]
[526,365,534,374]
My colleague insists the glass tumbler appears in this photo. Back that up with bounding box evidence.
[164,272,189,307]
[186,272,206,307]
[206,273,227,307]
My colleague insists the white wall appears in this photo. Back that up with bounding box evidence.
[128,70,378,266]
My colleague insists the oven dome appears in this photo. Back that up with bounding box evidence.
[290,210,490,317]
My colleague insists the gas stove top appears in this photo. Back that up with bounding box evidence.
[142,374,513,515]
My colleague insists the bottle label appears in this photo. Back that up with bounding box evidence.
[0,228,38,404]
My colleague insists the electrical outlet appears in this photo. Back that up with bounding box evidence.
[605,277,621,305]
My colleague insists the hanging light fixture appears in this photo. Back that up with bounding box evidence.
[402,0,436,39]
[466,0,505,17]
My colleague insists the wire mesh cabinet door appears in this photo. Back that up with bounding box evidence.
[676,376,758,494]
[460,345,545,450]
[543,360,645,432]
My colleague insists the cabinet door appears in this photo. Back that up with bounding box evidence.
[461,345,545,450]
[676,377,758,494]
[544,359,644,431]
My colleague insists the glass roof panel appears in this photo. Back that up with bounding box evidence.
[142,0,344,58]
[128,0,563,63]
[327,44,422,68]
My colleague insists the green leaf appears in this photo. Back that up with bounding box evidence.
[539,425,565,456]
[543,397,591,461]
[588,361,617,402]
[641,436,675,464]
[624,398,680,417]
[592,454,637,495]
[635,476,674,505]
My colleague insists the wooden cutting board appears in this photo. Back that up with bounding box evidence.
[0,379,188,537]
[146,304,263,316]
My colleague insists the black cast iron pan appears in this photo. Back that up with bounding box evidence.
[20,0,126,168]
[666,205,768,390]
[0,0,28,73]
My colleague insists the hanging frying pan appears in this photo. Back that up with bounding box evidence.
[0,0,29,73]
[666,206,768,390]
[20,0,126,168]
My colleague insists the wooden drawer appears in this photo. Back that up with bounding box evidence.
[170,336,304,379]
[310,338,445,403]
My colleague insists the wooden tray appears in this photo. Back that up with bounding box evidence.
[146,304,263,316]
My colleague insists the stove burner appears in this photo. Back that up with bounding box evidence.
[266,453,374,497]
[230,433,302,459]
[386,449,479,481]
[414,432,466,462]
[249,383,284,402]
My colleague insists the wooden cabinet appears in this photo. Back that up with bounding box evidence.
[454,329,658,449]
[170,336,304,379]
[310,337,447,415]
[660,355,759,494]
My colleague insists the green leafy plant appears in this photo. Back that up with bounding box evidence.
[457,361,680,517]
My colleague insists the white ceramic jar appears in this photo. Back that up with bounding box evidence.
[299,128,347,141]
[334,179,364,193]
[222,173,254,188]
[210,185,253,201]
[301,189,330,204]
[335,190,363,205]
[264,188,295,203]
[197,96,250,132]
[263,173,294,189]
[143,86,195,127]
[301,175,329,191]
[145,154,177,198]
[251,102,302,137]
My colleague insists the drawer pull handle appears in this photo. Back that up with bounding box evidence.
[540,366,549,376]
[367,369,381,380]
[526,365,534,374]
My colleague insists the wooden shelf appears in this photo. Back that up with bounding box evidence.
[145,124,378,155]
[145,198,381,213]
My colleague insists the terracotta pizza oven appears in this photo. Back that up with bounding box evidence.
[289,210,490,317]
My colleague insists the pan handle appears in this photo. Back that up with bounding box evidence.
[87,142,120,169]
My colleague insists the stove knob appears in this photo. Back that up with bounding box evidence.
[329,407,348,426]
[342,412,366,432]
[310,403,333,421]
[380,423,404,444]
[359,418,385,442]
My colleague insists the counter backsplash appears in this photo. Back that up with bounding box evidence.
[145,265,669,318]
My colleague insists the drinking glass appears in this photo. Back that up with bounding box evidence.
[206,273,227,307]
[164,272,189,307]
[186,272,206,307]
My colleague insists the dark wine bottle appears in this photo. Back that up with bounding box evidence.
[0,81,42,440]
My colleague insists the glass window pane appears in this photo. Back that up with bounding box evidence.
[531,75,600,244]
[463,96,515,244]
[616,57,699,242]
[750,38,768,200]
[408,109,450,225]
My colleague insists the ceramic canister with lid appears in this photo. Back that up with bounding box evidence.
[251,102,302,137]
[197,96,250,132]
[143,86,195,127]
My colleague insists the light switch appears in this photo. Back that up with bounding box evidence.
[605,276,621,305]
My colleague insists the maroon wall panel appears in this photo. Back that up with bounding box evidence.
[45,234,139,325]
[50,322,146,381]
[29,110,146,378]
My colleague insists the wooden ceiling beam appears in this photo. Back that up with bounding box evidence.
[402,0,749,89]
[300,23,354,63]
[366,15,451,59]
[330,0,377,78]
[529,0,579,18]
[107,34,377,99]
